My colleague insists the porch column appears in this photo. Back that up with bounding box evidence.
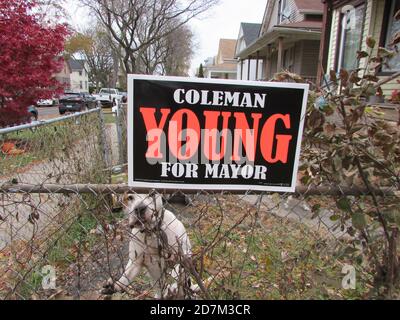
[255,51,259,80]
[265,44,272,80]
[240,59,244,80]
[277,37,284,72]
[262,57,267,80]
[247,57,251,80]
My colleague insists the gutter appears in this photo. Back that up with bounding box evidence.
[298,9,324,14]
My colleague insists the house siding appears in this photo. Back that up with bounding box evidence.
[263,0,306,33]
[70,70,89,93]
[370,0,386,55]
[359,0,372,54]
[300,40,320,78]
[327,9,340,71]
[264,0,279,33]
[281,0,305,25]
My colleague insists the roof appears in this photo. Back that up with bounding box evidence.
[293,0,324,13]
[68,59,86,71]
[241,22,262,46]
[236,25,321,59]
[218,39,237,60]
[275,20,322,30]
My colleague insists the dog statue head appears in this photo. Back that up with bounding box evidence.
[122,193,163,230]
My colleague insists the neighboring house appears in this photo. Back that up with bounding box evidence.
[236,0,323,82]
[68,59,89,93]
[318,0,400,98]
[203,39,238,79]
[235,22,263,80]
[54,59,71,90]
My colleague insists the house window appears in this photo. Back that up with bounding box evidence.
[278,0,288,24]
[382,0,400,72]
[79,71,82,76]
[337,3,365,71]
[80,81,83,89]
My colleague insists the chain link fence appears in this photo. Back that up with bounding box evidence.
[115,103,127,166]
[0,106,398,300]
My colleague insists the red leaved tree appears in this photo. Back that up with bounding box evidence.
[0,0,69,126]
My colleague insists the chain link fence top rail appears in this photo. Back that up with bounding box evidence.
[0,106,398,300]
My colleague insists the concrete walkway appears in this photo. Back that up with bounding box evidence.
[243,194,348,239]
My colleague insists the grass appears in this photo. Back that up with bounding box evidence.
[0,122,69,176]
[1,190,122,299]
[182,195,371,300]
[0,169,374,300]
[0,114,100,177]
[104,113,115,124]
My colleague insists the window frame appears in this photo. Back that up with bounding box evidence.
[335,0,366,72]
[278,0,288,24]
[378,0,400,75]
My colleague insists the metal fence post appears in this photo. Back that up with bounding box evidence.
[98,108,111,178]
[115,104,124,166]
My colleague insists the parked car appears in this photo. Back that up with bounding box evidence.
[92,88,123,108]
[81,92,99,107]
[36,99,55,107]
[58,92,97,115]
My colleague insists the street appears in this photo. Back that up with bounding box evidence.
[37,106,59,120]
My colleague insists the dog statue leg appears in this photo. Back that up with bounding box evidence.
[115,259,143,291]
[146,261,166,299]
[102,258,143,294]
[166,264,188,299]
[151,264,186,299]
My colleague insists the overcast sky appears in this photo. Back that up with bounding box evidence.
[66,0,267,76]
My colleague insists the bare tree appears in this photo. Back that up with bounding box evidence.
[36,0,69,23]
[84,28,115,90]
[134,22,194,76]
[161,24,194,76]
[80,0,219,75]
[66,26,115,91]
[136,36,170,74]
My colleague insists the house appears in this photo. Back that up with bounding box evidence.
[68,59,89,93]
[318,0,400,98]
[235,22,263,80]
[235,0,323,82]
[54,59,71,90]
[203,39,238,79]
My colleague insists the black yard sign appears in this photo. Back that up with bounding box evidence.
[127,75,308,192]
